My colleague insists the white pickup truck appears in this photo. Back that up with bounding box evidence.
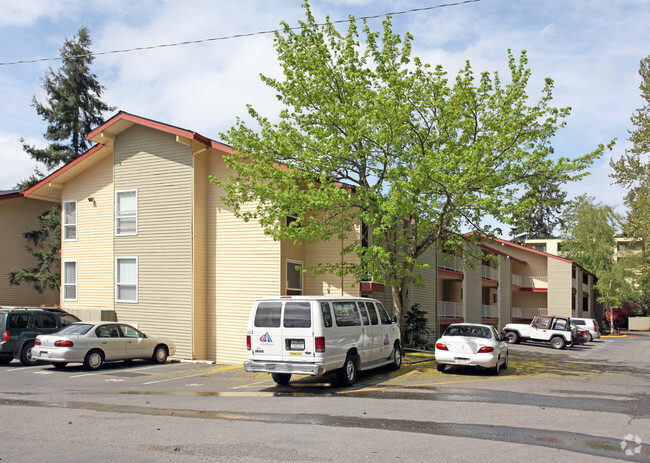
[502,315,573,349]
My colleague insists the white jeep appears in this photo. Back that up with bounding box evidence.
[502,315,573,349]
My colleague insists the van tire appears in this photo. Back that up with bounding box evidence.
[336,354,358,386]
[271,373,291,385]
[389,342,402,370]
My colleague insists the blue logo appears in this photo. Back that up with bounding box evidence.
[260,332,273,343]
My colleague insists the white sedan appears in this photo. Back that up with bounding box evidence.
[32,322,176,370]
[434,323,508,374]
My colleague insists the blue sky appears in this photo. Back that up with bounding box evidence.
[1,0,648,232]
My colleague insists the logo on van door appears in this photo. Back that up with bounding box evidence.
[260,332,273,343]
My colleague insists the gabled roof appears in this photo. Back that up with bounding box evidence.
[0,190,21,200]
[23,111,235,202]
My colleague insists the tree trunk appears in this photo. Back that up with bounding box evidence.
[391,282,406,343]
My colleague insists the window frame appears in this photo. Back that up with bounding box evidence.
[285,259,303,295]
[115,189,138,236]
[115,257,138,303]
[62,200,77,241]
[63,260,77,301]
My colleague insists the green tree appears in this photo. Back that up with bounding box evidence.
[509,178,567,244]
[18,26,114,190]
[560,195,634,328]
[9,206,61,293]
[610,55,650,312]
[213,3,605,332]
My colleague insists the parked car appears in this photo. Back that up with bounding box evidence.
[502,315,573,349]
[434,323,508,375]
[571,318,600,342]
[0,307,81,366]
[571,324,587,345]
[32,322,175,370]
[244,296,401,386]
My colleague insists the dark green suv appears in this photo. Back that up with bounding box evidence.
[0,307,81,366]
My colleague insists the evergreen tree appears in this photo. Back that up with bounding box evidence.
[18,26,114,190]
[510,178,567,244]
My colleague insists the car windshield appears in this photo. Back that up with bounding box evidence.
[58,324,94,335]
[444,325,492,339]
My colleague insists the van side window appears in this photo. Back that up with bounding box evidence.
[358,302,370,326]
[284,302,312,328]
[365,302,379,325]
[376,303,391,325]
[332,301,361,327]
[254,302,282,328]
[321,302,333,328]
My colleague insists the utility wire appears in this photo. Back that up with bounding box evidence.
[0,0,479,67]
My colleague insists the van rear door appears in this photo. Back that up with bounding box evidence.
[280,300,315,364]
[250,301,284,361]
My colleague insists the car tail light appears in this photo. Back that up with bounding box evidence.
[3,330,10,342]
[35,338,41,346]
[435,343,448,351]
[246,335,251,351]
[315,336,325,352]
[477,346,494,353]
[54,340,74,347]
[594,326,598,332]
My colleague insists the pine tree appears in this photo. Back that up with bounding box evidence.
[510,179,568,244]
[18,26,114,190]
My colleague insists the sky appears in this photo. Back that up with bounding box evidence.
[1,0,648,235]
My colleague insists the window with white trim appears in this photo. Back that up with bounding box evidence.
[116,190,137,235]
[63,201,77,241]
[116,257,138,302]
[286,260,303,295]
[63,260,77,301]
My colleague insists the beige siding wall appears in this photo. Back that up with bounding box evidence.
[60,153,115,320]
[0,197,59,306]
[497,255,512,327]
[204,149,281,364]
[463,247,482,323]
[192,152,208,360]
[411,246,438,339]
[113,126,194,358]
[547,258,572,317]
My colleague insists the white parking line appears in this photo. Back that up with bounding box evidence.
[143,369,222,385]
[69,363,171,379]
[232,379,274,389]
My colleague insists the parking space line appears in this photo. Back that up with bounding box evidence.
[69,363,172,379]
[143,369,224,385]
[232,379,274,389]
[337,375,519,394]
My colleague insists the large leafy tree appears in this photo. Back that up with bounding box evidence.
[12,27,113,293]
[610,55,650,312]
[213,3,605,331]
[559,195,633,326]
[18,26,114,190]
[509,179,567,244]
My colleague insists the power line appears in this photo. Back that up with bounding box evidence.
[0,0,479,67]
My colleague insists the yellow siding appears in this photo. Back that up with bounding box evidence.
[60,152,115,320]
[113,125,194,358]
[0,196,59,306]
[497,254,512,328]
[204,149,281,364]
[192,152,208,360]
[547,258,572,317]
[411,246,438,338]
[463,246,482,323]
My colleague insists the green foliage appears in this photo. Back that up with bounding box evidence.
[9,206,61,293]
[403,303,432,349]
[509,179,567,244]
[212,2,604,328]
[19,26,114,186]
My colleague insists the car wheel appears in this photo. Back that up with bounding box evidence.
[20,341,38,366]
[336,354,358,387]
[502,352,508,370]
[504,331,519,344]
[84,350,104,370]
[491,357,500,375]
[585,332,592,343]
[271,373,292,385]
[550,336,566,350]
[152,345,168,364]
[436,363,446,372]
[389,342,402,371]
[0,356,12,365]
[53,362,68,369]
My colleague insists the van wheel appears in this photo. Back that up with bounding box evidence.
[550,336,566,350]
[389,343,402,370]
[336,355,358,386]
[271,373,291,385]
[20,341,38,366]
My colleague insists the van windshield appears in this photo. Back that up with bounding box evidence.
[283,302,311,328]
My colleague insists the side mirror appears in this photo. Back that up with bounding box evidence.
[391,315,397,324]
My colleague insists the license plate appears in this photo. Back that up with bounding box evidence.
[455,358,470,365]
[40,352,49,358]
[288,340,305,350]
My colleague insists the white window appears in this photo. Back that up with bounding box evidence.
[286,260,303,295]
[62,201,77,241]
[116,190,137,235]
[63,261,77,301]
[116,257,138,303]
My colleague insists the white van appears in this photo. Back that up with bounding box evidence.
[244,296,402,386]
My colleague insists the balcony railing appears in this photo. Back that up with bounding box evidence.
[481,305,498,318]
[512,307,548,319]
[438,253,463,272]
[481,265,499,280]
[439,301,463,318]
[512,274,548,289]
